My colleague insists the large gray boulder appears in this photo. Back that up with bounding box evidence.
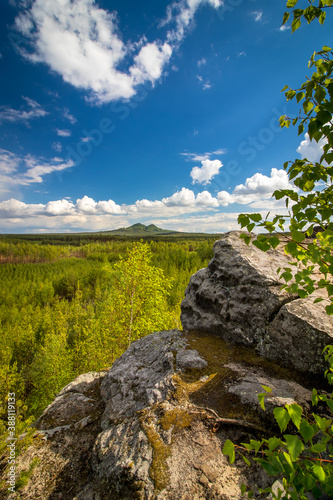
[6,330,320,500]
[181,231,333,374]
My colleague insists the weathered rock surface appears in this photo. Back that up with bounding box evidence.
[181,231,333,373]
[5,329,324,500]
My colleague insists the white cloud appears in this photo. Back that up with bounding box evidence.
[196,74,211,90]
[181,149,226,162]
[52,142,63,152]
[14,0,222,104]
[196,190,219,206]
[0,96,48,124]
[251,11,263,22]
[197,57,206,67]
[202,81,211,90]
[279,25,290,32]
[217,168,295,206]
[162,187,196,206]
[96,199,124,214]
[237,51,246,57]
[233,168,291,196]
[0,149,20,175]
[130,42,172,84]
[297,132,328,163]
[45,199,75,215]
[56,128,72,137]
[0,149,74,199]
[63,107,76,124]
[191,159,222,184]
[22,156,73,184]
[0,199,45,218]
[76,195,98,214]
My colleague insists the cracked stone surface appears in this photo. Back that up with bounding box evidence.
[181,231,333,373]
[6,329,324,500]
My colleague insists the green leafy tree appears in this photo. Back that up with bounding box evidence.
[224,1,333,498]
[105,242,174,349]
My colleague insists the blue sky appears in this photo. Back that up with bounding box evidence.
[0,0,331,233]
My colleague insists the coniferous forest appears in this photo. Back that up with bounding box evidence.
[0,234,217,430]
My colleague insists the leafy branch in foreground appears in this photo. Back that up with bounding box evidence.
[223,347,333,499]
[238,39,333,313]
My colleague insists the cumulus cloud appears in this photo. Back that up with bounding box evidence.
[191,159,222,184]
[14,0,222,104]
[45,199,75,216]
[0,96,48,125]
[162,187,196,206]
[56,128,72,137]
[217,168,295,206]
[297,132,328,163]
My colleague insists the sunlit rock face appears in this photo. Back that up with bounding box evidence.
[9,330,321,500]
[181,231,333,374]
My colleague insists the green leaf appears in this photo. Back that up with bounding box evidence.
[223,439,235,464]
[284,434,304,460]
[291,17,301,32]
[241,484,248,495]
[282,12,290,25]
[249,213,262,222]
[298,123,304,135]
[286,404,302,430]
[274,407,291,432]
[300,419,315,443]
[268,437,281,451]
[311,442,327,453]
[313,464,326,482]
[303,100,314,114]
[286,0,299,7]
[240,453,251,466]
[258,393,267,411]
[282,451,294,471]
[261,385,272,393]
[319,10,326,25]
[291,230,305,243]
[327,304,333,316]
[317,110,332,125]
[240,233,252,245]
[296,92,305,103]
[313,414,332,432]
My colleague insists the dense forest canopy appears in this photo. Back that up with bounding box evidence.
[0,235,216,423]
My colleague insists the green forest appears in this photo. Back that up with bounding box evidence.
[0,235,217,428]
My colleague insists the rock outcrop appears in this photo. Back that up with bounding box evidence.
[3,231,333,499]
[181,231,333,374]
[5,330,323,500]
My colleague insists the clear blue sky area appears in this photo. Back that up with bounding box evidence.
[0,0,332,233]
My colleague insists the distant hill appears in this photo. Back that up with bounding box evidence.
[101,223,180,236]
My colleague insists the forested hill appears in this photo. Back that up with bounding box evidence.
[102,223,179,236]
